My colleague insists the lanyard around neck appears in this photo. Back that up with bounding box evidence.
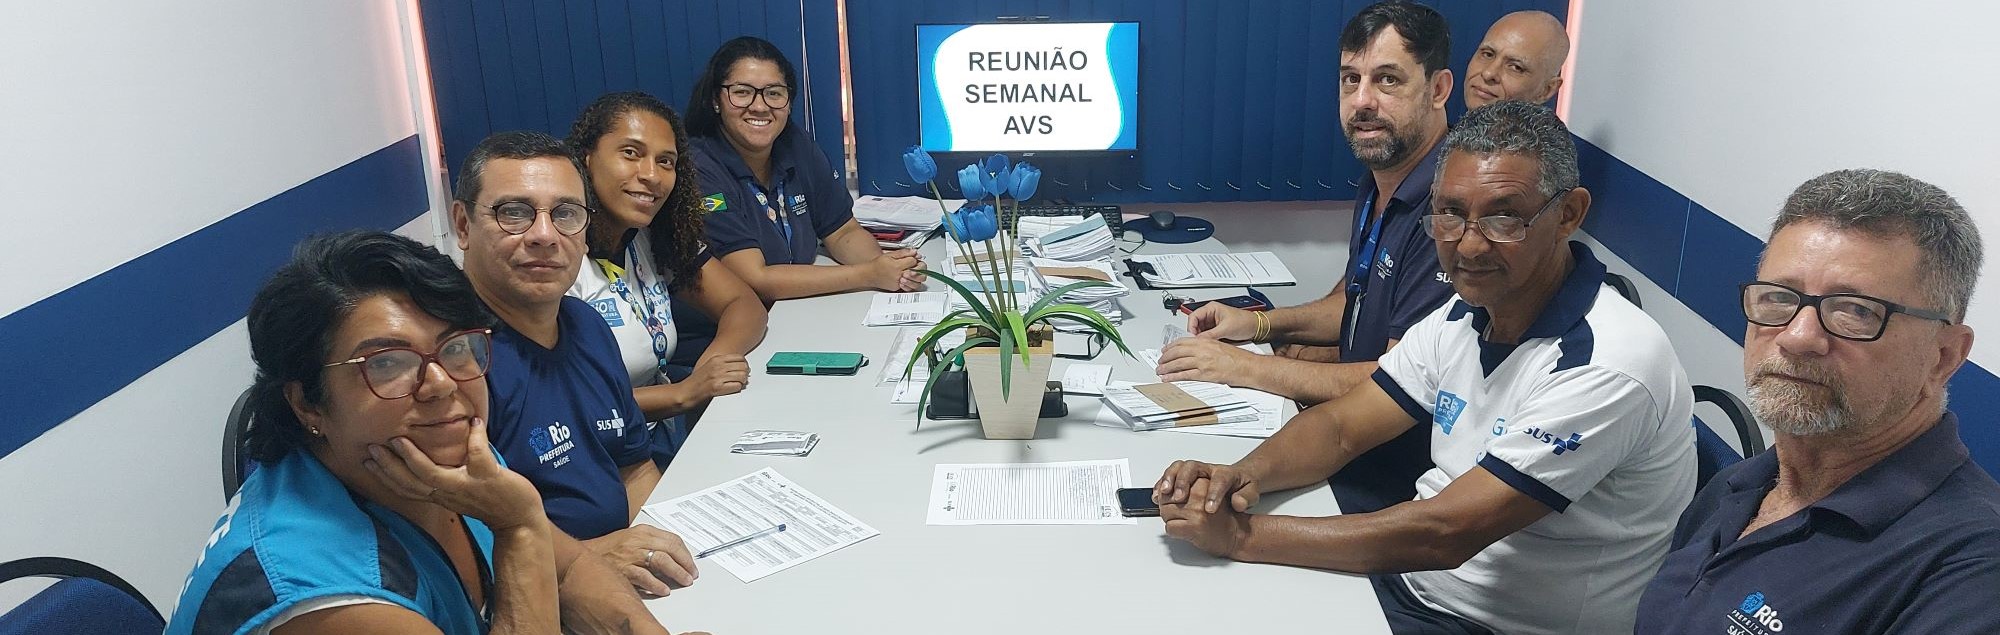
[1346,196,1387,298]
[595,239,672,379]
[748,177,796,255]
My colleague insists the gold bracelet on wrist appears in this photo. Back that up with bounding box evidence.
[1253,311,1271,343]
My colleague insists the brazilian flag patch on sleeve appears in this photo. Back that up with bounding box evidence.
[700,193,728,213]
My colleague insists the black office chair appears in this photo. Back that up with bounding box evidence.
[0,557,164,635]
[222,386,255,501]
[1690,385,1766,489]
[1603,272,1642,309]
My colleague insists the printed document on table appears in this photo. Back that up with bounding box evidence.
[885,327,964,403]
[862,291,947,326]
[1061,363,1114,395]
[643,468,879,582]
[1132,252,1296,287]
[926,459,1135,525]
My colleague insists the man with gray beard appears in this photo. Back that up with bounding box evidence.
[1637,169,2000,634]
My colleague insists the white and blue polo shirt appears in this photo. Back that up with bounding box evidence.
[1371,241,1697,635]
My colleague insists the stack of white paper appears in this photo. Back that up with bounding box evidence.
[948,243,1029,279]
[885,326,964,404]
[944,278,1029,316]
[1129,251,1297,288]
[1026,257,1127,329]
[855,195,956,231]
[1158,387,1289,438]
[1101,381,1259,430]
[877,229,932,251]
[861,291,947,326]
[855,195,954,250]
[1020,214,1116,261]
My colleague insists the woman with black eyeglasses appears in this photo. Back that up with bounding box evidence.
[166,231,677,635]
[680,37,923,363]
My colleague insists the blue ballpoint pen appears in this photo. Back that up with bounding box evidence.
[694,523,789,559]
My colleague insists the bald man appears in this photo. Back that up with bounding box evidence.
[1463,10,1570,110]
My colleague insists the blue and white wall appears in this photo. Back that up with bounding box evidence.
[1563,0,2000,472]
[0,1,449,612]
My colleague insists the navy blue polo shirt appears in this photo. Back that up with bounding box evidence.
[1637,412,2000,635]
[1338,138,1454,363]
[485,296,652,540]
[689,126,854,266]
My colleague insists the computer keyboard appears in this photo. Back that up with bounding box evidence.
[1006,203,1124,236]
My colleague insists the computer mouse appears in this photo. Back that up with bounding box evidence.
[1150,210,1176,229]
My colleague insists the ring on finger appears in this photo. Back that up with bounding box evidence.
[644,549,655,566]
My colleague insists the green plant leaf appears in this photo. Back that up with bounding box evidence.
[1025,280,1115,316]
[1004,310,1032,365]
[997,321,1014,399]
[904,316,991,381]
[912,269,996,325]
[1028,304,1134,357]
[914,336,997,430]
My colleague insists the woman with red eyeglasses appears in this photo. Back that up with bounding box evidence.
[165,231,690,635]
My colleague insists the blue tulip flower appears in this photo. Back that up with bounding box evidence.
[942,207,970,242]
[961,203,999,241]
[979,154,1011,197]
[902,145,937,184]
[1009,162,1041,202]
[957,164,986,200]
[981,153,1011,178]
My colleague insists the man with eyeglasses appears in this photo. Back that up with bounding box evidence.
[1158,0,1461,517]
[1637,170,2000,634]
[1152,102,1694,635]
[451,131,702,598]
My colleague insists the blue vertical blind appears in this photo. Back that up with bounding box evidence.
[848,0,1566,203]
[419,0,844,187]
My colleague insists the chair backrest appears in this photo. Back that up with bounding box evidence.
[223,386,256,501]
[1691,416,1741,491]
[1603,272,1642,308]
[1694,385,1766,457]
[1690,385,1767,490]
[0,557,163,635]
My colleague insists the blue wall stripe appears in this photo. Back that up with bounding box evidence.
[0,136,429,461]
[1576,136,2000,476]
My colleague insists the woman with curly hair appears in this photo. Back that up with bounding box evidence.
[565,91,767,466]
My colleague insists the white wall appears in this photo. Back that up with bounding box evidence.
[0,1,445,614]
[1566,0,2000,361]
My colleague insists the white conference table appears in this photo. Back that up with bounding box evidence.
[637,227,1390,634]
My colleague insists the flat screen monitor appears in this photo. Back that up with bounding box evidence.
[917,22,1139,154]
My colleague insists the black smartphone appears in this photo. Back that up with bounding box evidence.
[1116,487,1160,517]
[1178,295,1271,315]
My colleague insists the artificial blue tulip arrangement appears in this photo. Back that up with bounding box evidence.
[897,146,1130,424]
